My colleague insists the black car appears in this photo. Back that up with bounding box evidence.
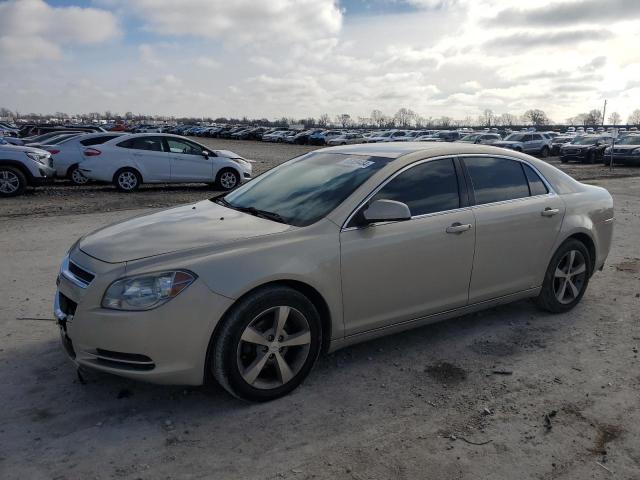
[560,135,613,164]
[603,134,640,166]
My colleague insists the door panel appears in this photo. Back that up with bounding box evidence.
[166,138,213,182]
[340,210,475,335]
[130,150,171,182]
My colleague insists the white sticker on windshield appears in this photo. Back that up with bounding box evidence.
[337,157,374,169]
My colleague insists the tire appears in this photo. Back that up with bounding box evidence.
[68,165,89,186]
[216,168,240,191]
[0,166,27,197]
[210,286,322,402]
[540,146,550,158]
[535,239,592,313]
[113,168,141,192]
[585,151,595,164]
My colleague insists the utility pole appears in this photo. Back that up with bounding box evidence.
[602,99,607,126]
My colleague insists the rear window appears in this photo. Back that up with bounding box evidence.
[80,135,119,146]
[117,137,164,151]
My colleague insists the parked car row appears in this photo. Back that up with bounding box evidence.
[0,132,252,197]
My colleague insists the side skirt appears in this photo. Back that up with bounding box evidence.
[327,287,541,353]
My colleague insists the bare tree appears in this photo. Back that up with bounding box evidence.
[627,109,640,125]
[479,109,494,127]
[608,112,621,125]
[318,113,330,127]
[497,113,518,127]
[393,108,416,128]
[584,109,603,125]
[523,109,550,126]
[370,109,384,128]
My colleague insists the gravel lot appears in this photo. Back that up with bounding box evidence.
[1,142,639,479]
[1,138,638,219]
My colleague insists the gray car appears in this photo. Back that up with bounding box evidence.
[493,132,553,157]
[54,143,614,401]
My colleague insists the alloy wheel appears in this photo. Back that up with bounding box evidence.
[71,168,89,185]
[236,306,312,389]
[118,171,138,190]
[220,171,238,189]
[553,250,587,304]
[0,170,20,194]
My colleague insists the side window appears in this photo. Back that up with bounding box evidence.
[370,158,460,217]
[464,157,530,204]
[166,138,203,155]
[532,134,543,141]
[523,164,549,196]
[522,134,533,142]
[80,135,117,146]
[117,137,164,151]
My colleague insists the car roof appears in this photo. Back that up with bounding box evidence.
[320,141,532,160]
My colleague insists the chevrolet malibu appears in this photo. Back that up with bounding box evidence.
[55,143,614,401]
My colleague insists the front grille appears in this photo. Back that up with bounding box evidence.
[58,292,77,316]
[563,149,578,155]
[68,261,95,285]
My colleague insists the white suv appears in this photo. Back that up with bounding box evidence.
[79,134,252,192]
[0,139,55,196]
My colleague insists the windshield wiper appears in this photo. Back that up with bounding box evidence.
[215,198,287,224]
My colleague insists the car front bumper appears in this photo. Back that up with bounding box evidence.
[54,248,234,385]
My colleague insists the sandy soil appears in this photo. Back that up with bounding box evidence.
[0,146,639,479]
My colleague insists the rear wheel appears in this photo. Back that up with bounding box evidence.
[540,146,550,158]
[535,239,591,313]
[216,168,240,191]
[68,165,89,185]
[0,167,26,197]
[210,286,322,402]
[113,168,141,192]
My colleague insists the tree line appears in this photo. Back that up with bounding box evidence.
[2,107,640,129]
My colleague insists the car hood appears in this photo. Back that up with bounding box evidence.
[0,143,50,154]
[79,200,294,263]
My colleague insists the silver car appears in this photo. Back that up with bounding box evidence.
[493,132,553,157]
[54,143,614,401]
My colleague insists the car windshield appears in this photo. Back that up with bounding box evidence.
[218,152,392,227]
[616,135,640,145]
[571,136,601,145]
[460,134,481,142]
[505,133,525,141]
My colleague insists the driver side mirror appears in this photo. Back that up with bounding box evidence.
[202,150,209,159]
[357,199,411,226]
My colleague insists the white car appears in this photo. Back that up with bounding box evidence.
[262,131,292,142]
[45,132,128,185]
[79,134,252,192]
[367,130,409,143]
[0,142,55,196]
[326,133,365,145]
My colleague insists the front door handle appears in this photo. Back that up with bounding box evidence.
[446,222,472,234]
[541,208,560,217]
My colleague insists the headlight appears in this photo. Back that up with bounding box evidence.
[26,151,47,165]
[632,148,640,155]
[230,158,252,168]
[102,271,196,311]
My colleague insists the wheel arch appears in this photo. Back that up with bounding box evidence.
[566,232,596,275]
[204,279,333,384]
[0,159,35,184]
[113,166,143,184]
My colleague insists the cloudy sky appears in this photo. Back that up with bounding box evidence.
[1,0,639,122]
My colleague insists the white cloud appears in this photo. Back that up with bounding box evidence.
[125,0,342,46]
[0,0,120,61]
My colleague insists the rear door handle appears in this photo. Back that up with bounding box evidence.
[541,208,560,217]
[446,223,472,234]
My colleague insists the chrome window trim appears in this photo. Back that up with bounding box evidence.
[60,255,95,289]
[340,153,557,231]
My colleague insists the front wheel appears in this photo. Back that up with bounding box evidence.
[210,286,322,402]
[216,168,240,191]
[0,167,26,197]
[535,239,591,313]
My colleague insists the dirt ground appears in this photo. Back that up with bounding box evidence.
[1,138,639,219]
[1,142,639,479]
